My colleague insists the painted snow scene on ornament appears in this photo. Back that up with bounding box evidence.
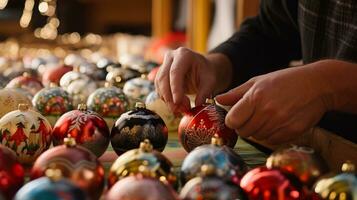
[0,110,51,164]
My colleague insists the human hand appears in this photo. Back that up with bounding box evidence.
[216,64,331,144]
[155,47,232,113]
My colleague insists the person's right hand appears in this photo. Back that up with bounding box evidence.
[155,47,230,113]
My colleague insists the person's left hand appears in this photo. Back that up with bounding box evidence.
[215,63,332,144]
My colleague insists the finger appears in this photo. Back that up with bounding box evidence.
[265,128,297,145]
[215,81,254,106]
[155,52,174,103]
[236,110,267,139]
[178,95,191,113]
[170,50,194,105]
[225,92,255,137]
[195,82,214,106]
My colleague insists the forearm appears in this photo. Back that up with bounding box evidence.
[205,53,233,94]
[312,59,357,114]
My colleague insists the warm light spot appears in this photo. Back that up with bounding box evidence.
[290,190,300,198]
[38,2,48,14]
[329,192,337,199]
[0,0,8,9]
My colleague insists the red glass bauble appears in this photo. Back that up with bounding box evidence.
[178,99,237,152]
[0,104,52,165]
[42,65,73,86]
[266,145,328,187]
[5,73,43,96]
[110,102,168,155]
[52,104,110,157]
[0,145,25,199]
[31,137,105,200]
[240,167,307,200]
[106,174,179,200]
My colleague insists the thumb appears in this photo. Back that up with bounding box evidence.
[215,81,254,106]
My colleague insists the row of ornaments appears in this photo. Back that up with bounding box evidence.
[1,134,356,200]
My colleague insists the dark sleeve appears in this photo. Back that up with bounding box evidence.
[211,0,302,88]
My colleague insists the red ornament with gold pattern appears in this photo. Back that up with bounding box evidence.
[52,104,110,157]
[42,65,73,87]
[266,145,328,187]
[106,165,179,200]
[0,104,52,165]
[178,98,238,152]
[240,167,308,200]
[5,72,44,96]
[108,139,177,189]
[0,145,25,200]
[30,136,105,200]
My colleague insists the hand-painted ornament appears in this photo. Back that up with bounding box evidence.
[5,73,43,96]
[0,89,32,118]
[41,65,73,86]
[313,161,357,200]
[93,58,115,81]
[178,98,238,152]
[0,145,25,199]
[180,165,247,200]
[105,66,139,88]
[110,102,168,155]
[32,84,73,126]
[31,136,105,200]
[16,169,87,200]
[106,170,179,200]
[180,135,247,185]
[52,104,109,157]
[266,145,328,187]
[240,167,307,200]
[145,91,181,131]
[123,76,155,104]
[87,83,129,128]
[108,139,177,188]
[0,104,52,165]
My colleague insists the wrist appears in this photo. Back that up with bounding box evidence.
[205,53,233,94]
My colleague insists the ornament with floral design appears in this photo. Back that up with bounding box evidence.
[32,84,73,126]
[52,104,110,157]
[0,104,52,165]
[178,98,238,152]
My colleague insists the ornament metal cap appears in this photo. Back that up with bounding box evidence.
[22,72,31,78]
[139,139,153,152]
[49,82,58,88]
[200,164,216,176]
[342,161,355,173]
[45,168,63,182]
[114,76,122,83]
[211,134,223,146]
[64,134,76,147]
[141,74,147,79]
[77,103,87,111]
[135,102,146,109]
[18,103,30,111]
[205,98,215,105]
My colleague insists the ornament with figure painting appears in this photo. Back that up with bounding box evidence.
[178,99,238,152]
[0,104,52,165]
[52,104,110,157]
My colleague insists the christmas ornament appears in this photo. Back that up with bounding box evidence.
[123,75,155,104]
[87,83,129,128]
[266,145,328,187]
[106,169,179,200]
[32,84,73,126]
[93,57,115,81]
[181,134,247,185]
[108,139,177,188]
[5,72,43,96]
[64,54,86,67]
[147,66,160,82]
[313,161,357,200]
[60,69,97,106]
[240,167,306,200]
[111,102,168,155]
[0,104,52,165]
[31,136,105,200]
[0,145,25,200]
[119,54,146,73]
[178,98,238,152]
[0,88,32,118]
[16,169,87,200]
[180,165,247,200]
[106,66,139,88]
[145,91,181,131]
[41,64,73,86]
[52,104,109,157]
